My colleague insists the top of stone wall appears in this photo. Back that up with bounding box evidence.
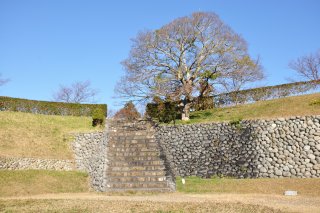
[159,115,320,128]
[71,131,105,137]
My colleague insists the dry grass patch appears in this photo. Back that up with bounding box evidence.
[0,111,102,159]
[178,93,320,124]
[0,199,282,213]
[0,170,89,197]
[177,176,320,196]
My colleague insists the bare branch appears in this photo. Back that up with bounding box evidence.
[116,12,263,120]
[53,80,98,103]
[289,49,320,81]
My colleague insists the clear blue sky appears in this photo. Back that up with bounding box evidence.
[1,0,320,110]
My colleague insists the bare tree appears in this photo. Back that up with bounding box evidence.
[289,49,320,81]
[53,80,98,103]
[0,73,9,87]
[217,56,264,104]
[116,12,262,120]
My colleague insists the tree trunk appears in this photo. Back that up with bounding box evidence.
[181,101,191,121]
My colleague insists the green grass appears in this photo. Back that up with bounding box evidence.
[0,111,103,159]
[0,170,89,197]
[176,176,320,196]
[176,93,320,124]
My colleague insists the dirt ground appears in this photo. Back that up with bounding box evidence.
[1,192,319,213]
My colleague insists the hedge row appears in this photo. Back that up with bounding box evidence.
[0,96,107,117]
[213,80,320,107]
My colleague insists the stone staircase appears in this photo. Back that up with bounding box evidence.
[105,119,175,192]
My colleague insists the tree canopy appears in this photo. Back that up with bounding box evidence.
[116,12,263,120]
[114,101,141,120]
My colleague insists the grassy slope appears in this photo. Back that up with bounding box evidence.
[0,111,102,159]
[0,170,89,197]
[177,176,320,196]
[179,93,320,124]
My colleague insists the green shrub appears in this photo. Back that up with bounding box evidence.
[229,117,243,129]
[146,97,181,123]
[92,108,106,127]
[0,96,107,118]
[192,96,215,111]
[310,99,320,106]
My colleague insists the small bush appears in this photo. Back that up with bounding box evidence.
[146,97,181,123]
[92,108,106,127]
[310,99,320,106]
[229,117,242,129]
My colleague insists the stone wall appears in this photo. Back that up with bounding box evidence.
[156,116,320,178]
[72,131,108,191]
[2,115,320,193]
[0,157,74,171]
[0,130,109,192]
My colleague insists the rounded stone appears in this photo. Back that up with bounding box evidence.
[275,170,282,176]
[283,172,291,177]
[304,145,311,151]
[308,154,316,160]
[260,167,267,173]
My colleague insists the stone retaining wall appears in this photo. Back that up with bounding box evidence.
[156,116,320,178]
[0,130,109,192]
[72,130,108,191]
[2,116,320,193]
[0,157,74,171]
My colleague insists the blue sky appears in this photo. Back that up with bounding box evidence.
[1,0,320,110]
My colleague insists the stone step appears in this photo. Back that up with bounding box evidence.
[110,129,151,133]
[109,129,154,134]
[108,160,164,167]
[108,165,165,172]
[110,121,152,125]
[108,137,155,141]
[108,141,157,147]
[108,155,162,161]
[108,176,167,182]
[108,147,159,152]
[106,120,171,192]
[106,187,171,192]
[109,122,152,127]
[107,181,169,189]
[108,170,166,177]
[108,143,158,149]
[108,138,156,144]
[109,135,155,140]
[108,140,157,145]
[108,151,160,158]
